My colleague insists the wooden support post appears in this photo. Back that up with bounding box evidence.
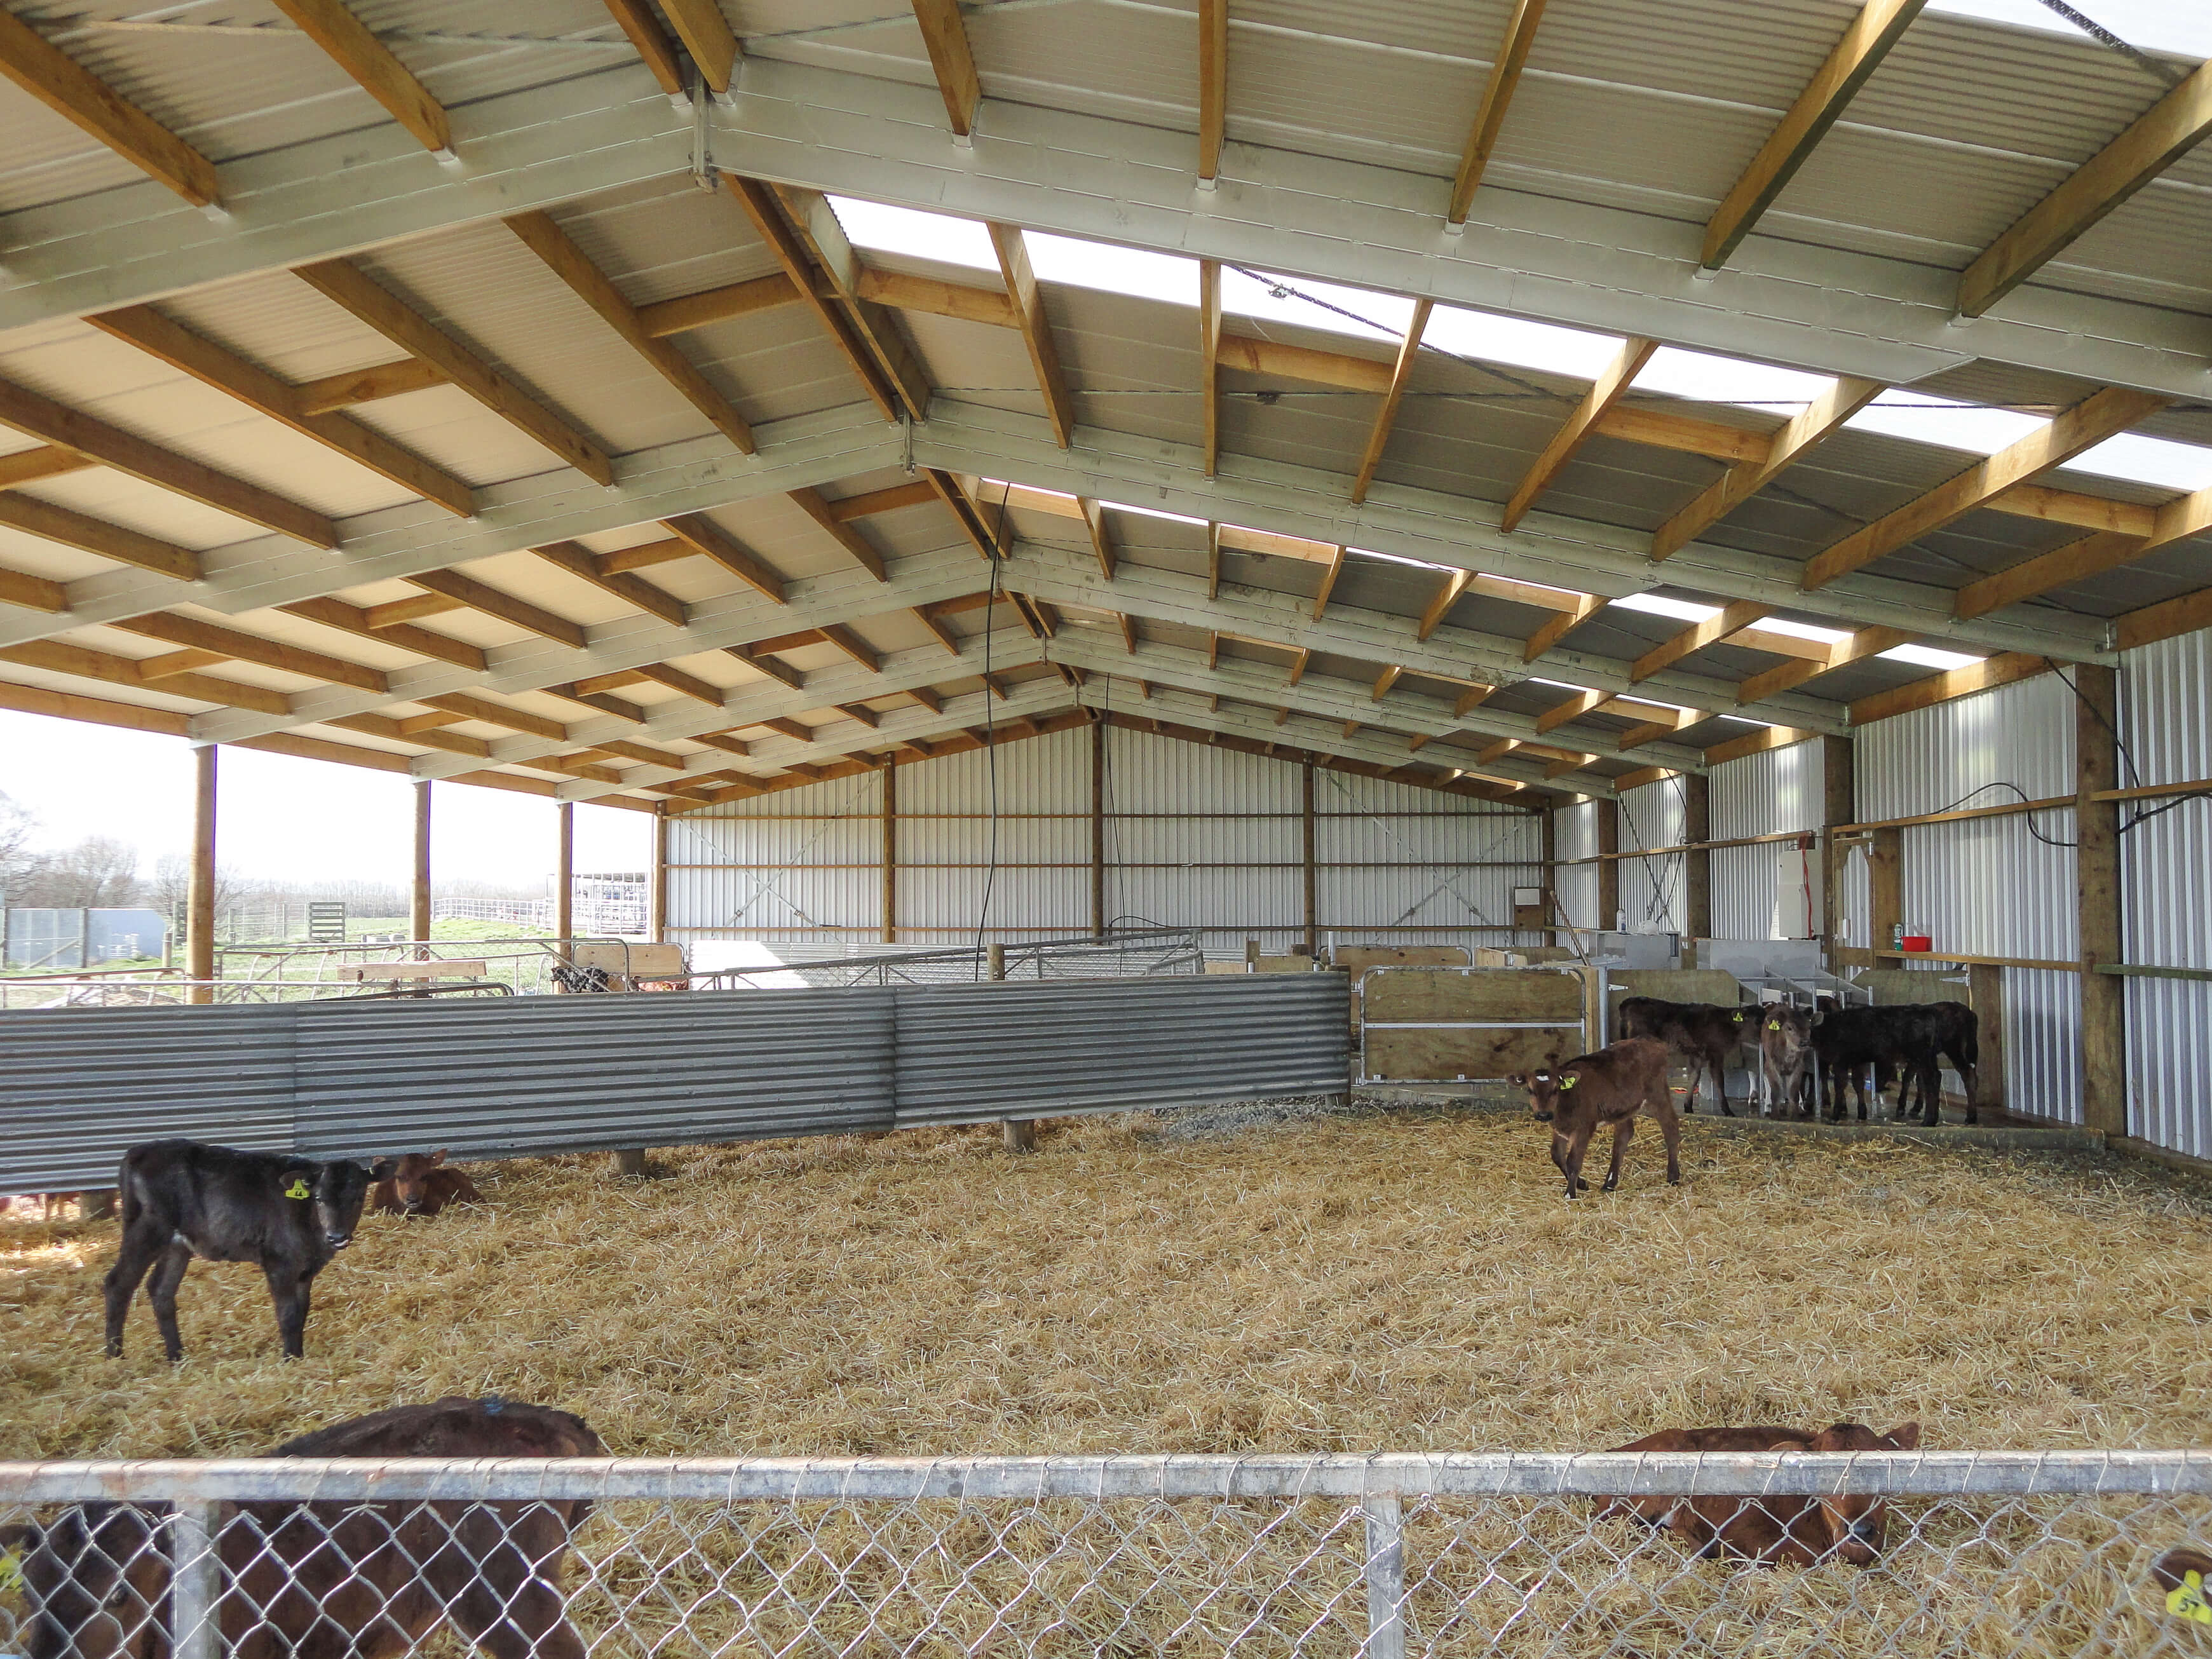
[1822,734,1854,965]
[2075,663,2126,1136]
[1682,770,1711,950]
[1967,959,2007,1121]
[614,1148,646,1178]
[881,754,898,945]
[1091,721,1106,941]
[1869,825,1902,959]
[651,802,670,944]
[1540,806,1557,940]
[410,779,431,949]
[1596,799,1620,933]
[555,801,574,949]
[1301,761,1318,956]
[187,743,217,1003]
[989,940,1035,1149]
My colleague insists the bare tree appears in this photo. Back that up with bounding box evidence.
[16,836,145,907]
[149,853,248,921]
[0,791,36,894]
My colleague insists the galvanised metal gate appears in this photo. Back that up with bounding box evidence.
[0,975,1349,1193]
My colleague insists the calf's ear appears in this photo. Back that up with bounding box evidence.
[278,1166,317,1200]
[1881,1421,1920,1450]
[368,1158,399,1182]
[430,1149,449,1165]
[1505,1073,1528,1088]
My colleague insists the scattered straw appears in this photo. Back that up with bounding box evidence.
[4,1107,2211,1461]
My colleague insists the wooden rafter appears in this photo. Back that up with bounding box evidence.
[817,625,882,673]
[1534,687,1609,735]
[1954,483,2212,620]
[86,304,476,517]
[725,644,805,691]
[1200,260,1223,477]
[505,209,756,452]
[531,541,689,628]
[662,0,740,93]
[773,184,933,421]
[0,376,336,548]
[599,0,684,95]
[292,259,614,484]
[280,597,487,672]
[109,612,388,692]
[724,179,907,422]
[0,448,95,490]
[1350,298,1433,504]
[1701,0,1927,269]
[295,358,447,414]
[1448,0,1547,224]
[1081,498,1116,579]
[1651,377,1884,559]
[1617,706,1702,749]
[0,8,219,205]
[1734,625,1911,704]
[405,569,587,648]
[1198,0,1228,182]
[1312,544,1347,620]
[1629,600,1767,682]
[1849,652,2052,726]
[0,493,200,580]
[989,224,1075,447]
[831,480,939,521]
[1418,570,1472,640]
[1958,57,2212,318]
[0,639,288,715]
[1522,593,1606,661]
[911,0,981,137]
[270,0,450,153]
[658,513,786,602]
[1800,386,2169,589]
[787,485,889,581]
[0,565,67,613]
[1501,338,1660,531]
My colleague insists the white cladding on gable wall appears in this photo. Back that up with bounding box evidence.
[1617,777,1686,937]
[2120,630,2212,1161]
[1552,800,1600,931]
[667,724,1541,952]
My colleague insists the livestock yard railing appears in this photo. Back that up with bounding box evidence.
[693,928,1206,988]
[3,1451,2207,1658]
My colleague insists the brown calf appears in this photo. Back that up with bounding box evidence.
[370,1149,482,1217]
[2153,1547,2212,1620]
[1598,1421,1922,1567]
[2,1397,600,1659]
[1617,997,1753,1115]
[1510,1036,1680,1201]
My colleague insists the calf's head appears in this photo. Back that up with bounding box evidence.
[3,1507,168,1659]
[1805,1421,1920,1565]
[386,1149,451,1215]
[1507,1067,1582,1124]
[281,1158,394,1250]
[1761,1005,1812,1058]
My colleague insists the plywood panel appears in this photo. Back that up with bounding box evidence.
[1364,968,1587,1024]
[1364,1027,1584,1081]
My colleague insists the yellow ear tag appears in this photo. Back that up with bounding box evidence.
[1559,1075,1578,1090]
[0,1547,25,1594]
[285,1177,311,1201]
[2169,1570,2212,1624]
[1767,1020,1781,1031]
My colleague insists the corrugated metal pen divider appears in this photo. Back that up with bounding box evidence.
[1,1003,295,1192]
[890,975,1351,1126]
[291,990,900,1163]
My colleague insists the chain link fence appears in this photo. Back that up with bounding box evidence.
[5,1451,2210,1658]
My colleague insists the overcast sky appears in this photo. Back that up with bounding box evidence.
[1,710,651,889]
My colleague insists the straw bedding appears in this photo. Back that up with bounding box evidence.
[4,1105,2210,1655]
[4,1104,2209,1458]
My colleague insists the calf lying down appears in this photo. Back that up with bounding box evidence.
[1598,1421,1922,1567]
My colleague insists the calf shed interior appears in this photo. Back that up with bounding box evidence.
[3,3,2212,1653]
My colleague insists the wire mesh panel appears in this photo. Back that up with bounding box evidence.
[4,1454,2210,1659]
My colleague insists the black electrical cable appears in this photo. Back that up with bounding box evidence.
[2032,0,2186,85]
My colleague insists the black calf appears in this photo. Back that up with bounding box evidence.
[103,1140,393,1362]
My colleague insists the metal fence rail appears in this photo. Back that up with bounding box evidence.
[1,976,1350,1193]
[3,1451,2206,1658]
[691,928,1207,988]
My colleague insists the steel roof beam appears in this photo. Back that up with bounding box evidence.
[0,402,903,649]
[913,398,2111,663]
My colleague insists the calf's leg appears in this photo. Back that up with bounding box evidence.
[1601,1118,1634,1193]
[1561,1125,1594,1201]
[263,1261,315,1360]
[146,1240,193,1363]
[103,1225,164,1357]
[1549,1133,1588,1193]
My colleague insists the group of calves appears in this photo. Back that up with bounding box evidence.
[1510,994,1982,1203]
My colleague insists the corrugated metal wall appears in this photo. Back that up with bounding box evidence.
[1554,799,1599,930]
[2121,630,2212,1159]
[669,726,1542,954]
[1709,740,1825,940]
[1617,777,1686,936]
[1852,674,2082,1123]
